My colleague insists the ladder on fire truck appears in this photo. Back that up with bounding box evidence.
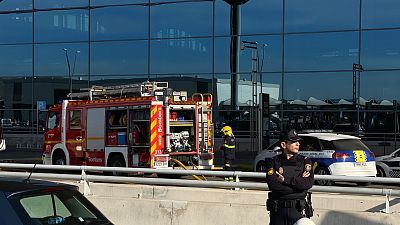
[68,81,169,100]
[192,93,213,153]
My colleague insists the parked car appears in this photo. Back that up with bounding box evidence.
[0,177,113,225]
[254,132,377,186]
[376,148,400,177]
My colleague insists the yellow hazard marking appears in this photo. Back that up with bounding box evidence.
[66,139,84,144]
[44,141,60,144]
[151,119,157,130]
[353,150,366,163]
[87,137,104,140]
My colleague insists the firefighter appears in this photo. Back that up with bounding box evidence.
[265,129,314,225]
[220,125,236,181]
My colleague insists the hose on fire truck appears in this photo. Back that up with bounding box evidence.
[170,158,204,181]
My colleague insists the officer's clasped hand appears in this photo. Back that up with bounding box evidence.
[302,171,310,178]
[275,171,285,183]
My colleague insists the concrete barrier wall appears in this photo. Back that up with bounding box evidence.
[63,181,399,225]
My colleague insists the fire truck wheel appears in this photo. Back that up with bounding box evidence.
[107,154,126,176]
[52,150,66,165]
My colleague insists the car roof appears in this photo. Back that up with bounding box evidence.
[0,177,77,197]
[299,132,361,141]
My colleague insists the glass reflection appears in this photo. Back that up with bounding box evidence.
[91,5,148,41]
[285,32,358,71]
[361,71,400,101]
[0,0,32,11]
[363,0,400,29]
[150,1,212,38]
[0,13,32,44]
[214,35,282,74]
[241,0,282,34]
[35,0,88,9]
[150,38,212,74]
[35,10,89,42]
[34,43,88,77]
[283,72,352,101]
[285,0,358,32]
[91,40,148,75]
[361,30,400,70]
[91,0,148,6]
[0,44,32,77]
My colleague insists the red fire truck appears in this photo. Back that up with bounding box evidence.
[42,82,214,170]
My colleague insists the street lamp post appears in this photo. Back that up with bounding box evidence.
[62,48,72,94]
[71,50,81,92]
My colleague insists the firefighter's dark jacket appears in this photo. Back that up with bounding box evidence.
[266,153,314,200]
[222,135,236,160]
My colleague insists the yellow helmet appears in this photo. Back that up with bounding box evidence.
[221,126,233,135]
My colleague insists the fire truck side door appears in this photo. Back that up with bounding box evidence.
[86,108,106,166]
[67,109,84,164]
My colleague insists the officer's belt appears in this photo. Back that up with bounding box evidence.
[273,199,306,208]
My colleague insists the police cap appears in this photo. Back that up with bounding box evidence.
[279,129,302,142]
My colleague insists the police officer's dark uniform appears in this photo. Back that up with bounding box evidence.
[266,129,314,225]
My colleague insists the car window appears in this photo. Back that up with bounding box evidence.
[300,137,321,151]
[10,190,104,225]
[331,139,370,150]
[320,140,335,150]
[20,194,71,218]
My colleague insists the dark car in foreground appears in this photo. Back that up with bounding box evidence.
[0,177,113,225]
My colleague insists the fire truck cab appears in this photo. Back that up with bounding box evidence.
[42,82,214,170]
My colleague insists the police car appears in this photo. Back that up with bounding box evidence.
[254,132,377,185]
[376,148,400,177]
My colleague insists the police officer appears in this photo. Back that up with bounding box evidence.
[220,126,236,181]
[266,129,314,225]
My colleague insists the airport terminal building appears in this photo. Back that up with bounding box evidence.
[0,0,399,140]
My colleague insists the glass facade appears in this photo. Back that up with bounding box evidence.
[0,0,399,145]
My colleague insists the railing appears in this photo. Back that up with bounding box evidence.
[0,163,399,213]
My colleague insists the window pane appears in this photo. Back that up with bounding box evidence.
[285,0,359,32]
[214,73,281,107]
[283,72,352,101]
[35,10,89,42]
[92,0,147,6]
[0,13,32,44]
[363,0,400,29]
[361,30,400,70]
[150,2,212,38]
[285,32,358,71]
[0,0,32,11]
[91,5,148,41]
[361,71,400,101]
[241,0,282,35]
[215,0,282,36]
[91,40,148,76]
[35,0,88,9]
[150,38,212,74]
[215,35,282,74]
[0,44,32,76]
[35,43,88,77]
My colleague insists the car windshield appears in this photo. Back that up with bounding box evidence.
[330,139,370,151]
[9,189,110,225]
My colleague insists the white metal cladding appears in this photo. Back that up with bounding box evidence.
[86,108,105,150]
